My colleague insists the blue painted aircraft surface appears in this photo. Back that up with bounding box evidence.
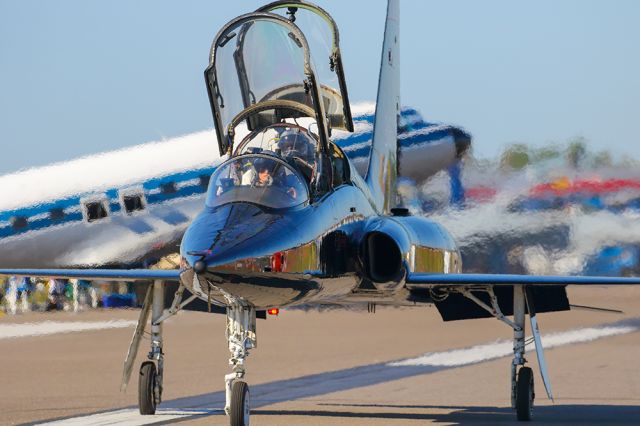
[0,104,469,269]
[1,1,639,424]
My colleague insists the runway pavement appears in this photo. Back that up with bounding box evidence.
[1,286,639,425]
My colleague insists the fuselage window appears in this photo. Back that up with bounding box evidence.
[49,208,65,221]
[123,194,145,214]
[85,201,108,222]
[160,182,177,194]
[10,216,28,230]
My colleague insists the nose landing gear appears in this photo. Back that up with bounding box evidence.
[224,304,256,426]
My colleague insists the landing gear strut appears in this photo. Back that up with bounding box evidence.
[458,285,537,421]
[512,286,534,421]
[138,280,165,415]
[120,280,196,416]
[225,304,256,426]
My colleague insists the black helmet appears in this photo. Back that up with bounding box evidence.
[278,129,313,160]
[252,157,273,173]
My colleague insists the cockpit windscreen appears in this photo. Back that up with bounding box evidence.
[235,123,318,183]
[206,155,309,210]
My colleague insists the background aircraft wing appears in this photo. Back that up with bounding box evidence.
[0,268,181,281]
[406,272,640,287]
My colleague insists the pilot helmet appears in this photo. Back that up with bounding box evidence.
[278,129,314,161]
[252,157,273,173]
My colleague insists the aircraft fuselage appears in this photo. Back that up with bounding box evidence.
[180,168,461,309]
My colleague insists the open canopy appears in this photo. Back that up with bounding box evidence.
[205,3,353,157]
[257,1,353,131]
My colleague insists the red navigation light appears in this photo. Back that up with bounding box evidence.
[267,308,279,316]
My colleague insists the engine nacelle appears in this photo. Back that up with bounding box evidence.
[360,214,462,288]
[361,217,411,287]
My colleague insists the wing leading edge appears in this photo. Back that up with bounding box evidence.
[407,272,640,287]
[0,269,181,282]
[5,270,638,286]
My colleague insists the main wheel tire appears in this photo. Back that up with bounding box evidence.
[516,366,534,421]
[229,381,250,426]
[138,361,157,415]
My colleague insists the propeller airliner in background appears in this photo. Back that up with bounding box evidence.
[1,1,639,424]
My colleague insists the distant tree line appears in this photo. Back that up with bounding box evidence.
[494,137,633,171]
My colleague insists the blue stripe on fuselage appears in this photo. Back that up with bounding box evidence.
[0,109,457,239]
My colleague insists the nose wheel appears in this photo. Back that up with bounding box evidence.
[224,304,256,425]
[229,380,250,426]
[516,366,534,421]
[138,361,159,415]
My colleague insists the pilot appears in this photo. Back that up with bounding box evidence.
[242,157,300,200]
[278,129,315,182]
[240,158,274,187]
[278,129,315,164]
[252,158,274,187]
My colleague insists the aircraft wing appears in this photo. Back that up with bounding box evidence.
[0,268,181,281]
[406,272,640,287]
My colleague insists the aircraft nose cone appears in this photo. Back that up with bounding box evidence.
[193,260,207,274]
[181,203,295,273]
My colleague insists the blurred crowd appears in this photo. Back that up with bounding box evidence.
[0,276,137,314]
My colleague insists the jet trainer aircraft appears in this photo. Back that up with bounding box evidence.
[2,1,639,425]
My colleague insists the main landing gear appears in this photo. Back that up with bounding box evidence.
[224,304,256,426]
[459,285,536,421]
[511,286,534,421]
[138,281,165,415]
[120,280,196,416]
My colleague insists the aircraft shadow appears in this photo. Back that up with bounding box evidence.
[166,318,640,410]
[28,317,640,425]
[253,404,640,424]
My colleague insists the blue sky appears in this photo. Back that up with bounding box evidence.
[1,0,638,174]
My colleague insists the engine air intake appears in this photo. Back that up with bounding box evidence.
[365,232,403,283]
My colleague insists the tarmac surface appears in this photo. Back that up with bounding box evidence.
[1,286,639,425]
